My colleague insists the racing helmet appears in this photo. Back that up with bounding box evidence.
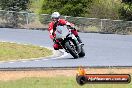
[51,12,60,19]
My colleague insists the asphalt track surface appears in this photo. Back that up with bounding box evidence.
[0,28,132,68]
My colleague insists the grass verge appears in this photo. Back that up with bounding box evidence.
[0,42,52,61]
[0,76,131,88]
[0,68,132,88]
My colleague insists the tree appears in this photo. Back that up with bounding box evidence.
[0,0,30,11]
[84,0,121,20]
[40,0,93,17]
[122,0,132,3]
[119,3,132,21]
[0,0,30,27]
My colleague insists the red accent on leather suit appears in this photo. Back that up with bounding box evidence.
[48,19,78,50]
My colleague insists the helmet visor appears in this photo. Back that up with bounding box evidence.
[52,17,59,22]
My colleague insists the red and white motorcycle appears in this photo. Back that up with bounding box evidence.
[55,25,85,59]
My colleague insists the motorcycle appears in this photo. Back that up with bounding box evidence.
[55,25,85,59]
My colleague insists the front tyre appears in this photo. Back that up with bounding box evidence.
[65,41,79,59]
[79,45,85,57]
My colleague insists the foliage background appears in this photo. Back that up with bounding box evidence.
[0,0,132,20]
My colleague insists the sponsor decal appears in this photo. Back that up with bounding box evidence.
[76,67,131,85]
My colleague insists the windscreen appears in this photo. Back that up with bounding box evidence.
[55,26,69,39]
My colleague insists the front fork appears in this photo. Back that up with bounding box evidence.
[71,34,81,53]
[58,39,69,53]
[58,34,81,53]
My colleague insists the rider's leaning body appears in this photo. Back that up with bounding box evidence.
[48,12,82,50]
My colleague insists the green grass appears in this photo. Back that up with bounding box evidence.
[0,42,52,61]
[0,76,131,88]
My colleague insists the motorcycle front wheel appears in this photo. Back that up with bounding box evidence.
[79,45,85,57]
[65,41,79,59]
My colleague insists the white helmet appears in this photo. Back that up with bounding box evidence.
[51,12,60,19]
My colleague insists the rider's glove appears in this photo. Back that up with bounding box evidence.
[67,25,76,30]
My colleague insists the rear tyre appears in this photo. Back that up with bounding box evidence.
[65,41,79,59]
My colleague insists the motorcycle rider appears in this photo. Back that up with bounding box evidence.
[48,12,83,50]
